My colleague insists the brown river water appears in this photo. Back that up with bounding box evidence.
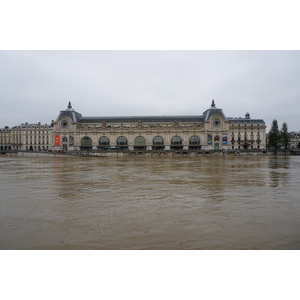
[0,154,300,249]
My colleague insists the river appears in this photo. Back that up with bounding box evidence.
[0,154,299,249]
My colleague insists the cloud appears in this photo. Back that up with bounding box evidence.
[0,51,299,131]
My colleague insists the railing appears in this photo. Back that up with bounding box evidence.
[4,149,296,156]
[0,150,18,153]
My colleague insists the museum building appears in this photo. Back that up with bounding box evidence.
[0,100,266,151]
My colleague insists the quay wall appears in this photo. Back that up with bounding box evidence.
[1,149,299,157]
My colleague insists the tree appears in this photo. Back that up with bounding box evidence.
[280,122,291,150]
[268,119,280,152]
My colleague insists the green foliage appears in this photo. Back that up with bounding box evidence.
[269,120,291,152]
[268,119,280,151]
[280,122,291,150]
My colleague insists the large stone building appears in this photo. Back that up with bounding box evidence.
[1,100,267,151]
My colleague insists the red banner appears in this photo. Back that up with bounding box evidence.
[54,135,60,146]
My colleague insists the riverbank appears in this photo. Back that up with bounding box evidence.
[2,149,300,157]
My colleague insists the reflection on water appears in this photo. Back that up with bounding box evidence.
[0,155,300,249]
[268,157,290,187]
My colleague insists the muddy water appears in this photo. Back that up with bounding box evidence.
[0,154,299,249]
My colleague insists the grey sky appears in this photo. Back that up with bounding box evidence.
[0,50,299,131]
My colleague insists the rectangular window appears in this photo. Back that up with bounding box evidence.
[207,134,212,145]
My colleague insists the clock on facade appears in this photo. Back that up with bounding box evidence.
[61,120,68,128]
[213,118,221,126]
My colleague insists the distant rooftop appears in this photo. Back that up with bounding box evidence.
[12,123,51,128]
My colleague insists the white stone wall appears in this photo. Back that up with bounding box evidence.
[1,109,267,151]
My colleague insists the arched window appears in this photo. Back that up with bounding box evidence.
[171,136,182,145]
[189,135,200,145]
[62,137,68,143]
[99,136,110,146]
[214,135,220,142]
[170,135,183,150]
[153,136,164,145]
[189,135,201,150]
[152,136,164,150]
[81,136,92,146]
[134,136,146,146]
[117,136,128,146]
[134,136,146,150]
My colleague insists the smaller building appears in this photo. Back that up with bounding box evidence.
[0,127,11,150]
[290,131,300,149]
[0,122,52,151]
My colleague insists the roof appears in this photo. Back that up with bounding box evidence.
[229,118,265,124]
[202,99,227,120]
[12,123,51,129]
[203,108,226,121]
[79,115,205,124]
[77,100,227,123]
[55,102,82,122]
[56,110,82,122]
[55,100,265,125]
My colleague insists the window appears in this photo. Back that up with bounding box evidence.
[153,136,164,145]
[189,135,200,145]
[171,136,182,145]
[81,136,92,146]
[117,136,128,146]
[99,136,110,146]
[170,136,183,150]
[134,136,146,146]
[189,135,201,150]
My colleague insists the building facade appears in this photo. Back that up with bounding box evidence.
[0,122,52,151]
[0,100,267,151]
[290,131,300,149]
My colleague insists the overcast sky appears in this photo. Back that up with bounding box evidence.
[0,50,299,131]
[1,1,299,291]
